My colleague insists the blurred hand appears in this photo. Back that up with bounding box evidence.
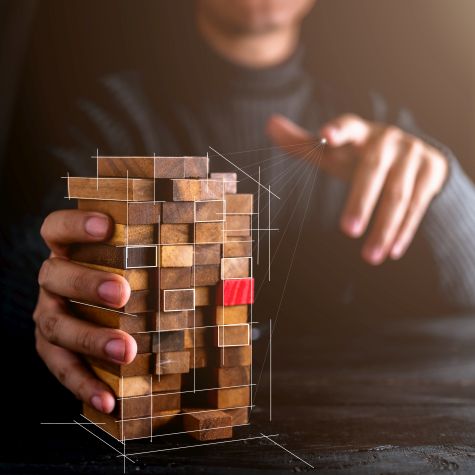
[34,210,135,413]
[267,113,448,265]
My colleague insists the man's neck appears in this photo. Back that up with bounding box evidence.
[197,11,299,69]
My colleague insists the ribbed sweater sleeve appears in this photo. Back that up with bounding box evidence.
[422,151,475,310]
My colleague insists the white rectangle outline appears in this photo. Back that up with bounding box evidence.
[162,288,195,312]
[220,256,252,280]
[125,244,158,269]
[217,323,250,348]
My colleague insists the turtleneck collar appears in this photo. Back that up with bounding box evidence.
[189,16,307,96]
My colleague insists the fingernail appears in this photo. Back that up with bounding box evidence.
[104,339,126,362]
[98,281,123,304]
[85,216,109,237]
[342,216,363,237]
[364,246,384,265]
[91,395,103,412]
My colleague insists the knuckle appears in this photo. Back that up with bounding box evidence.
[70,268,91,295]
[39,312,60,343]
[386,185,409,204]
[381,126,402,144]
[76,328,97,355]
[340,113,360,124]
[39,216,51,241]
[75,375,95,401]
[37,259,51,287]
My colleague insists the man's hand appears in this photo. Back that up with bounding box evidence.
[34,210,136,413]
[267,114,448,265]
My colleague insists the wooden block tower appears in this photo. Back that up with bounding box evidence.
[65,155,254,442]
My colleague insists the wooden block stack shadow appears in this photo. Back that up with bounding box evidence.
[67,156,254,442]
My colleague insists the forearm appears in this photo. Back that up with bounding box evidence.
[422,149,475,310]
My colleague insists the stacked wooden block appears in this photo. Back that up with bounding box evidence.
[66,156,254,442]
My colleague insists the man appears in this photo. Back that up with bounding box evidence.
[6,0,475,416]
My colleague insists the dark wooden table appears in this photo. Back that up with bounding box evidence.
[4,311,475,474]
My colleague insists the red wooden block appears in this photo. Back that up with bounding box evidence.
[216,278,254,306]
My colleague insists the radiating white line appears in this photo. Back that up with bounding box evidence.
[260,433,314,469]
[73,420,135,463]
[209,147,280,199]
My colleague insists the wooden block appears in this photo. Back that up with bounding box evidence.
[152,393,181,414]
[106,224,156,246]
[221,257,250,279]
[225,215,251,237]
[91,366,151,397]
[195,286,215,307]
[72,302,149,333]
[217,346,251,367]
[152,311,189,331]
[156,179,224,202]
[194,244,221,265]
[83,403,151,440]
[224,407,249,426]
[215,305,248,325]
[78,199,161,225]
[183,409,232,441]
[152,330,185,352]
[160,245,193,267]
[215,324,250,347]
[151,409,182,432]
[223,238,252,258]
[200,179,225,200]
[186,307,213,328]
[71,244,157,269]
[121,290,154,313]
[214,367,251,387]
[195,222,224,244]
[131,333,153,353]
[194,265,220,286]
[68,177,154,201]
[98,156,181,178]
[195,200,225,222]
[217,278,254,306]
[162,202,194,223]
[160,224,192,244]
[115,392,181,419]
[184,327,212,349]
[225,194,253,214]
[162,289,194,312]
[155,351,190,375]
[88,353,152,377]
[210,172,237,194]
[208,387,250,409]
[189,347,211,369]
[152,373,182,392]
[155,179,201,202]
[184,156,209,178]
[75,262,153,291]
[160,267,191,289]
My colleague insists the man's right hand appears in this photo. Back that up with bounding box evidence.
[34,210,136,413]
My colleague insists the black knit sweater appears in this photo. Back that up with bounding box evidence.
[2,13,475,350]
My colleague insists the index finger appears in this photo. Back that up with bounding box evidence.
[40,209,112,255]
